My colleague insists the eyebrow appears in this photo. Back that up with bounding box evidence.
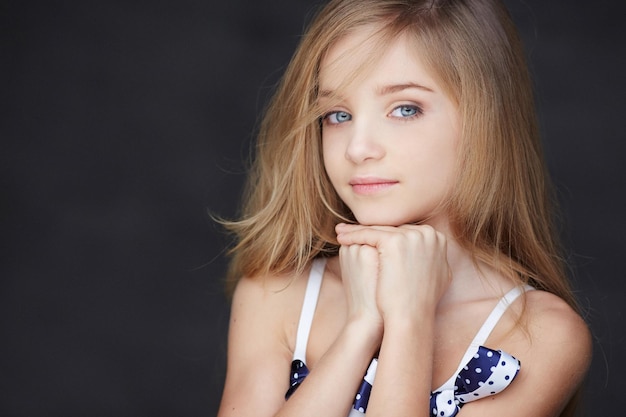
[317,82,434,98]
[377,82,434,95]
[317,89,335,98]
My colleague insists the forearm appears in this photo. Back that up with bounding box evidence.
[366,312,435,417]
[276,318,380,417]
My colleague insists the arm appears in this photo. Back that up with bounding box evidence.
[366,309,436,415]
[218,270,382,417]
[217,276,288,417]
[336,224,591,416]
[456,291,592,417]
[336,224,450,417]
[369,291,591,417]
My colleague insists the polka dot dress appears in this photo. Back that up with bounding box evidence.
[429,346,521,417]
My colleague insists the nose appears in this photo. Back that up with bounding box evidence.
[344,121,385,164]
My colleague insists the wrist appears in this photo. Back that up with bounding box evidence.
[344,314,383,354]
[382,307,435,333]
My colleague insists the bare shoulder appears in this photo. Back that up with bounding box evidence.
[523,289,592,358]
[230,269,310,355]
[218,270,309,417]
[232,271,305,317]
[525,290,592,378]
[519,290,592,412]
[463,290,592,416]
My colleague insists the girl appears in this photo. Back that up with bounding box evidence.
[217,0,591,416]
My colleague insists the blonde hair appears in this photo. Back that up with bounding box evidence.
[222,0,576,308]
[220,2,582,412]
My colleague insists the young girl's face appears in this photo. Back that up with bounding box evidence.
[319,26,461,228]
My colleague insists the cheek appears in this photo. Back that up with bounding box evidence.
[321,137,341,179]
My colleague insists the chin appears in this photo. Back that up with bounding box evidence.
[351,208,447,228]
[353,212,418,227]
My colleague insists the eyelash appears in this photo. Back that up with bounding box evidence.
[390,104,423,120]
[322,111,351,125]
[321,104,424,126]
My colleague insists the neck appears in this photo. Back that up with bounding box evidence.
[438,234,512,308]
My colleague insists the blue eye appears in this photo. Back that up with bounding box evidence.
[324,111,352,124]
[390,105,421,118]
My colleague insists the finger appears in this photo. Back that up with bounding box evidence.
[336,223,400,234]
[336,223,440,236]
[337,223,439,238]
[336,225,405,246]
[336,227,393,248]
[338,226,447,256]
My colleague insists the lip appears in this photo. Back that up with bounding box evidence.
[349,177,399,195]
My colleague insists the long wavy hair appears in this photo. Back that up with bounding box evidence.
[224,0,574,297]
[221,1,581,413]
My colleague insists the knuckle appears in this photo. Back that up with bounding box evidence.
[387,233,406,249]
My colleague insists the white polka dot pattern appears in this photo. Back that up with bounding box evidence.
[430,346,521,417]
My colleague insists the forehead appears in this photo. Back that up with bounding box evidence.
[318,25,438,92]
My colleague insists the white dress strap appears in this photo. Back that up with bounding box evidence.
[436,284,534,391]
[469,284,534,348]
[292,258,326,362]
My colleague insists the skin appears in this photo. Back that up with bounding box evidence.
[218,26,591,417]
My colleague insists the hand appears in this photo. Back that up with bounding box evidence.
[336,223,451,321]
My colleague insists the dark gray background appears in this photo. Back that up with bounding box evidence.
[1,0,624,415]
